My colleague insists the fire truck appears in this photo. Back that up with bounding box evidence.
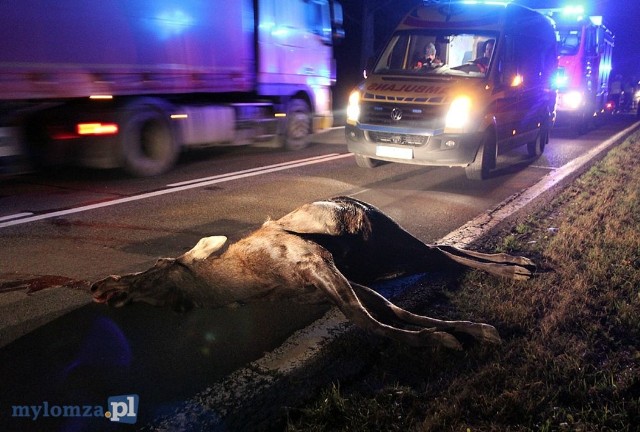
[544,7,614,134]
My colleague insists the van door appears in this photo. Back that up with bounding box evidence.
[516,33,551,144]
[491,35,523,148]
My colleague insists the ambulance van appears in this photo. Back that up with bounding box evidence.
[345,2,557,180]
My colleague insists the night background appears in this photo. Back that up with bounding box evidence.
[333,0,640,119]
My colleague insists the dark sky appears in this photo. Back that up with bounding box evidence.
[589,0,640,79]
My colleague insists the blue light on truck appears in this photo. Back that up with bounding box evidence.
[562,5,585,16]
[553,69,568,89]
[461,1,513,5]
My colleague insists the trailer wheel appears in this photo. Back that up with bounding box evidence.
[283,98,311,150]
[465,130,496,180]
[120,103,178,177]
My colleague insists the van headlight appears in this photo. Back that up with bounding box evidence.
[346,90,361,124]
[445,96,472,133]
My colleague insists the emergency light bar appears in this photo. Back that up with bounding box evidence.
[460,1,512,4]
[535,5,587,21]
[422,0,512,4]
[562,5,584,16]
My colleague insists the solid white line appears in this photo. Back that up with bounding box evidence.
[0,153,353,229]
[166,154,342,187]
[0,212,34,222]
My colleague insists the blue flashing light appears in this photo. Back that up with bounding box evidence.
[460,0,512,4]
[561,5,585,21]
[552,69,568,90]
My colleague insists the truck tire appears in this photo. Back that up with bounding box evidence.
[354,154,380,168]
[283,98,311,150]
[120,102,178,177]
[465,131,496,180]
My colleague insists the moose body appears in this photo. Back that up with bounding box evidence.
[92,197,535,349]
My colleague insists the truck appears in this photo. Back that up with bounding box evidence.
[0,0,344,176]
[543,7,614,134]
[345,1,557,180]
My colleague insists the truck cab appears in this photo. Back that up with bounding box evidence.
[345,2,557,180]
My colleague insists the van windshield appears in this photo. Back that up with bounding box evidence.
[373,31,498,78]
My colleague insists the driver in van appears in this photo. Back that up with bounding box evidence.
[414,42,443,69]
[474,39,495,73]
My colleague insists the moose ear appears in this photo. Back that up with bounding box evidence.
[178,236,227,264]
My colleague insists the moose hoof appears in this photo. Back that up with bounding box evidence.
[426,330,463,351]
[475,323,502,345]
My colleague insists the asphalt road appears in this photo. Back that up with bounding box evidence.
[0,115,637,430]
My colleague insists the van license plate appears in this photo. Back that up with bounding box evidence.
[376,145,413,160]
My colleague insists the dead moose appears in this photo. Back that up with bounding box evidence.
[92,197,535,350]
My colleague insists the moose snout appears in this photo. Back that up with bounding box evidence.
[91,275,132,307]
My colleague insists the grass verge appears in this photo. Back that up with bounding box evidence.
[286,131,640,431]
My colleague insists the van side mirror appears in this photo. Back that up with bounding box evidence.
[498,34,519,87]
[364,56,375,79]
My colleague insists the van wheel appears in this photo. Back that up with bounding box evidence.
[283,99,311,150]
[354,154,380,168]
[527,122,548,157]
[120,101,178,177]
[465,131,496,180]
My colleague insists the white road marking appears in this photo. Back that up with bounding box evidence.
[0,153,353,229]
[0,212,34,222]
[166,154,345,187]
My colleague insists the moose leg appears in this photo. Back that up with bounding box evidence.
[350,282,501,345]
[434,245,536,280]
[306,260,464,349]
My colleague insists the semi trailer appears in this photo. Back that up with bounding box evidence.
[0,0,344,176]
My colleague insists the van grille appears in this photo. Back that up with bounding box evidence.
[368,131,429,146]
[361,102,446,130]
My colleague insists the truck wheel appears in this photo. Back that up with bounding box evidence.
[283,99,311,150]
[527,121,548,157]
[354,154,380,168]
[465,131,496,180]
[120,103,178,177]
